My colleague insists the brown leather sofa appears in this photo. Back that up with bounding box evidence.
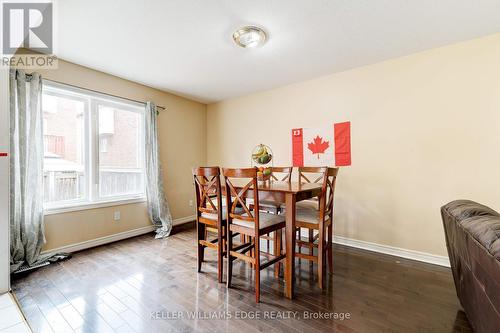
[441,200,500,333]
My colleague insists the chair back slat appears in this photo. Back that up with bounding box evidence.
[223,167,260,231]
[299,166,327,185]
[298,166,339,222]
[226,177,254,219]
[323,167,339,218]
[192,167,223,221]
[270,166,293,182]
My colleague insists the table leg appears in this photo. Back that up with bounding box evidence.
[285,193,296,299]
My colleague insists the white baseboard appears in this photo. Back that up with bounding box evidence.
[173,215,196,226]
[42,215,450,268]
[42,216,196,255]
[333,235,450,267]
[298,229,449,267]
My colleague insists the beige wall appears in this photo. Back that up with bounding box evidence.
[40,60,206,251]
[207,33,500,257]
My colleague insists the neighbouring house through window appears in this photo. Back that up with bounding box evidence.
[42,81,146,211]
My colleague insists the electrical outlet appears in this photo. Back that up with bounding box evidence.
[189,200,193,207]
[113,211,121,221]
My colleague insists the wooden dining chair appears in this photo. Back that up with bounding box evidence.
[279,166,322,213]
[249,166,293,214]
[270,166,293,213]
[245,166,292,253]
[192,167,226,283]
[295,167,339,289]
[271,166,293,182]
[223,167,287,303]
[281,166,323,256]
[298,166,327,209]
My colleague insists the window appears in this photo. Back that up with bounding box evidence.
[42,81,146,211]
[97,102,144,198]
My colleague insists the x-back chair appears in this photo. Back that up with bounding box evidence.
[192,166,226,283]
[223,167,286,302]
[248,166,293,252]
[295,167,339,289]
[248,166,293,214]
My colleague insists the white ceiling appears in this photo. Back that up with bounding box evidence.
[56,0,500,103]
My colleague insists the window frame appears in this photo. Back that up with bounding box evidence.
[42,80,147,214]
[42,87,90,210]
[92,97,146,202]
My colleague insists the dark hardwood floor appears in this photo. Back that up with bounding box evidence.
[12,226,472,333]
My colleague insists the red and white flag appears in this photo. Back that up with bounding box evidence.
[292,121,351,167]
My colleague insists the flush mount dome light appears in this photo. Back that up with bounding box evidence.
[233,26,267,48]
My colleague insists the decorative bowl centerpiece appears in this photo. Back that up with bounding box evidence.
[256,166,272,181]
[251,144,273,182]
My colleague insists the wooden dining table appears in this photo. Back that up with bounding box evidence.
[224,179,323,299]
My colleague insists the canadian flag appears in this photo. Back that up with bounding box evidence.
[292,121,351,167]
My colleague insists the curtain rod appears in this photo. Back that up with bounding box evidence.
[22,74,166,111]
[44,78,166,111]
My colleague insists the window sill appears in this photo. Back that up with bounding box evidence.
[44,197,147,216]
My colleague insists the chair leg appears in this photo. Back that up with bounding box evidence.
[249,235,254,268]
[255,232,261,303]
[222,226,227,258]
[309,229,314,255]
[297,228,301,263]
[274,229,282,278]
[267,232,270,253]
[217,226,224,283]
[197,222,205,272]
[327,222,333,274]
[227,228,233,288]
[308,228,314,270]
[318,223,324,289]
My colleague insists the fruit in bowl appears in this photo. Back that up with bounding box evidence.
[252,144,272,165]
[257,166,272,180]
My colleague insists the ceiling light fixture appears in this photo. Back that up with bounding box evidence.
[233,26,267,48]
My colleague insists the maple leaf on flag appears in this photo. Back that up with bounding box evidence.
[307,135,330,159]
